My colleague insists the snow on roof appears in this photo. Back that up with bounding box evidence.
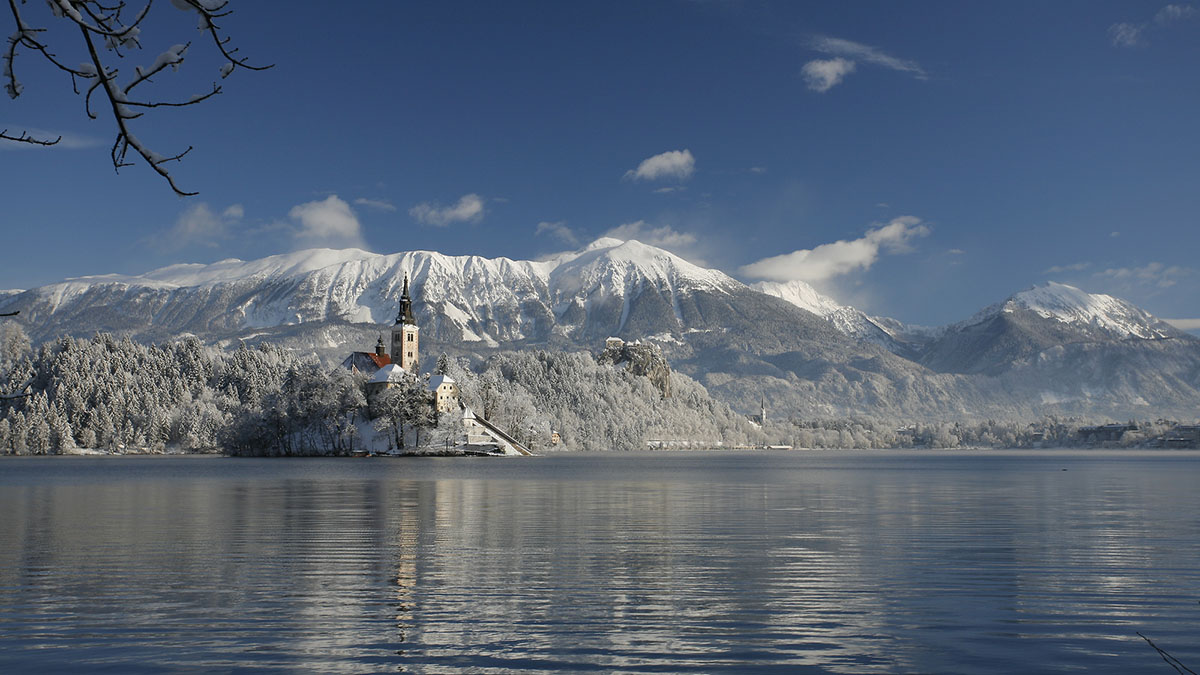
[368,364,410,384]
[427,374,456,391]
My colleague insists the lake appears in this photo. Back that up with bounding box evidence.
[1,450,1198,673]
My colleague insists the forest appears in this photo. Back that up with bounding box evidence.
[0,326,763,454]
[0,324,1187,455]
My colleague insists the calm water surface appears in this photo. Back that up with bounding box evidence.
[1,450,1198,673]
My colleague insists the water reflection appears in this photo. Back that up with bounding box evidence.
[0,452,1198,673]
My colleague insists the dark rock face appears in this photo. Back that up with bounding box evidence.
[598,340,672,399]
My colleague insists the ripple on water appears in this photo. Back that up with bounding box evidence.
[0,451,1198,673]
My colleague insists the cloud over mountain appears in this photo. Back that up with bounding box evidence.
[289,195,365,249]
[740,216,930,283]
[409,194,485,227]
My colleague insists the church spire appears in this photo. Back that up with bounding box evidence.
[396,274,416,326]
[390,274,420,373]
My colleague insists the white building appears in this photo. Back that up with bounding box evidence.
[427,374,459,414]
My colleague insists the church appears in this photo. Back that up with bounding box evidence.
[340,274,421,378]
[340,276,462,418]
[339,274,530,455]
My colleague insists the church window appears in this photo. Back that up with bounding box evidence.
[407,334,414,342]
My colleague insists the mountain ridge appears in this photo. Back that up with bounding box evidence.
[2,240,1197,420]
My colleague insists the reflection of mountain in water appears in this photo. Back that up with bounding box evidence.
[1,454,1197,672]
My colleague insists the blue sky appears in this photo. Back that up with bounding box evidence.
[3,1,1198,329]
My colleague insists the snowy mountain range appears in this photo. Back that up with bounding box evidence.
[3,239,1197,420]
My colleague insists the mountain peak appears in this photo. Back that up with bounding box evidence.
[997,281,1175,339]
[751,279,843,317]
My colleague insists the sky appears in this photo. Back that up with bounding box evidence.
[2,1,1198,330]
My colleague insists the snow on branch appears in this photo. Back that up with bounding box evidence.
[4,0,271,195]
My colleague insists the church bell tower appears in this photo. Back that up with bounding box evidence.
[391,274,419,374]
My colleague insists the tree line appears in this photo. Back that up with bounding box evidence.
[0,325,1186,455]
[0,327,767,454]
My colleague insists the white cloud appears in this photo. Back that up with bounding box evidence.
[809,36,926,79]
[740,216,931,283]
[625,149,695,182]
[409,193,485,227]
[535,220,579,246]
[1045,261,1092,274]
[166,203,227,248]
[1156,3,1197,24]
[1164,317,1200,332]
[1111,4,1196,47]
[947,249,966,255]
[802,58,857,92]
[1109,22,1145,46]
[588,220,713,265]
[354,197,397,212]
[604,220,698,251]
[156,202,245,250]
[289,195,365,248]
[1096,261,1190,288]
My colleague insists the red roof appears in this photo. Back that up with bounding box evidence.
[367,353,391,368]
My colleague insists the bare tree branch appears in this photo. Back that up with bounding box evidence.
[0,128,60,145]
[4,0,271,195]
[1138,632,1198,675]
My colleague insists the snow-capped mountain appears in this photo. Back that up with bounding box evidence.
[919,282,1186,375]
[3,243,1198,420]
[1,239,764,346]
[753,279,913,354]
[965,281,1178,340]
[751,280,842,316]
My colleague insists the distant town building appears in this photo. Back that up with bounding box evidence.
[1077,423,1138,444]
[1164,424,1200,449]
[748,395,767,426]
